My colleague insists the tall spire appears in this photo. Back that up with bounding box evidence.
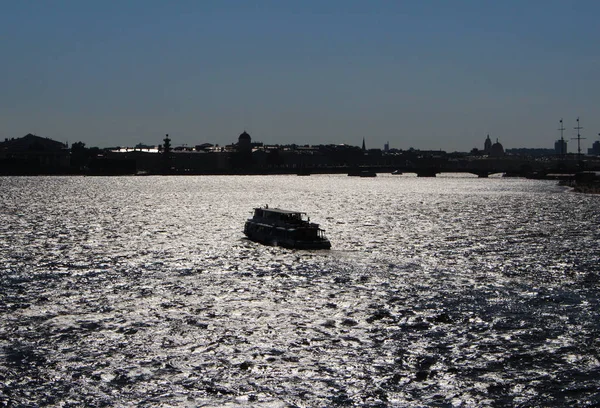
[484,134,492,153]
[362,137,366,152]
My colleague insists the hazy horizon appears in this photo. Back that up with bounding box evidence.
[2,1,599,152]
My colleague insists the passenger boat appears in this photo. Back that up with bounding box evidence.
[243,207,331,249]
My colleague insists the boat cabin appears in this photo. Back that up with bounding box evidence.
[252,207,310,224]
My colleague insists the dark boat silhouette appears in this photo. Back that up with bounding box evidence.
[243,207,331,249]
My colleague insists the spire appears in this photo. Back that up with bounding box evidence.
[362,137,366,151]
[484,134,492,153]
[163,134,171,154]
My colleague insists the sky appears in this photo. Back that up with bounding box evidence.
[1,0,599,152]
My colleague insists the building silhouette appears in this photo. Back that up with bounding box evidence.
[0,133,70,174]
[588,140,600,156]
[489,138,505,157]
[238,131,252,152]
[2,127,600,177]
[555,139,568,156]
[484,134,492,154]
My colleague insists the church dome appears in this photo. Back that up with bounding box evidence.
[237,131,252,152]
[490,139,504,157]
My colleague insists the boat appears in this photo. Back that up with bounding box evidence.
[243,207,331,249]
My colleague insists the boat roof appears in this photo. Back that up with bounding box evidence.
[255,207,306,215]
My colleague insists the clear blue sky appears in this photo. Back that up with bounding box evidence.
[1,0,599,152]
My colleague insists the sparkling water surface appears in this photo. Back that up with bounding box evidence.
[1,175,599,407]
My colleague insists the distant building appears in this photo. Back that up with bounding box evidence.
[555,139,568,156]
[384,141,389,152]
[237,131,252,152]
[506,148,555,157]
[484,134,492,154]
[0,133,70,174]
[588,140,600,156]
[489,138,505,157]
[1,133,67,152]
[478,134,503,157]
[195,143,214,152]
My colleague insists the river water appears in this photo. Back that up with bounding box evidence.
[0,175,598,407]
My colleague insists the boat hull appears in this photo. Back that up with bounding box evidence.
[244,221,331,250]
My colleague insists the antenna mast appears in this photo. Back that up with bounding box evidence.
[558,118,565,156]
[572,117,586,165]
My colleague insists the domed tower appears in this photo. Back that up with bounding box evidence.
[238,131,252,152]
[484,134,492,154]
[490,138,505,157]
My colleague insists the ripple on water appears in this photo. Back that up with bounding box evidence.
[0,175,599,406]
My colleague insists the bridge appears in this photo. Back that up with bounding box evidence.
[292,157,599,178]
